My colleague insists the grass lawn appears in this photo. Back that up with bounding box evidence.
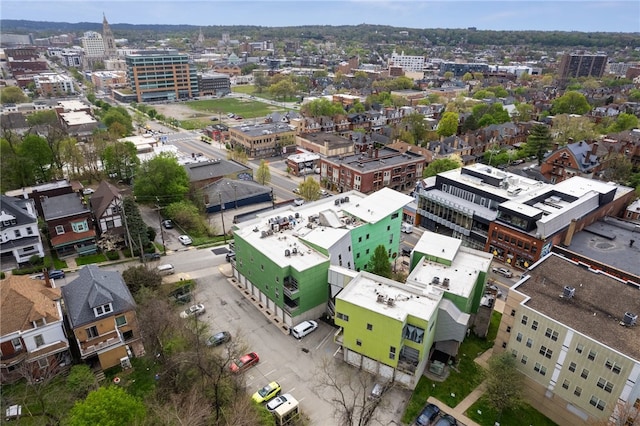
[466,395,558,426]
[103,356,159,399]
[1,376,78,425]
[187,98,284,119]
[232,85,256,94]
[401,311,502,424]
[75,253,108,266]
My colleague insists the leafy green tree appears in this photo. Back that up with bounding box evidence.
[551,114,597,144]
[629,89,640,102]
[133,153,190,205]
[123,196,149,253]
[401,112,429,145]
[485,352,524,418]
[551,91,591,115]
[301,98,346,117]
[102,106,134,136]
[255,159,271,185]
[443,71,454,80]
[601,153,633,184]
[513,103,534,122]
[165,200,209,237]
[607,113,639,133]
[102,141,139,183]
[422,157,462,178]
[122,265,162,296]
[66,386,146,426]
[269,77,297,101]
[436,111,459,137]
[462,72,473,82]
[0,86,28,104]
[366,245,392,278]
[66,365,97,399]
[19,134,55,183]
[299,177,320,201]
[26,110,58,126]
[227,146,248,165]
[525,124,552,165]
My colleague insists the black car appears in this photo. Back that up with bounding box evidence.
[434,414,457,426]
[162,219,174,229]
[206,331,231,347]
[143,252,161,261]
[416,403,440,426]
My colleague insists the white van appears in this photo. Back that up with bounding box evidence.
[290,320,318,339]
[157,264,175,276]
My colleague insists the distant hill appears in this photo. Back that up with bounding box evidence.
[1,19,638,50]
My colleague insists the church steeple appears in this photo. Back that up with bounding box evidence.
[102,13,116,58]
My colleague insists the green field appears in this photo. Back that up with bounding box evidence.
[187,98,284,119]
[466,395,558,426]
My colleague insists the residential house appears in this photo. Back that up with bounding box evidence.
[61,265,144,370]
[495,253,640,425]
[89,181,125,239]
[5,179,78,218]
[41,193,97,258]
[624,199,640,222]
[0,195,45,265]
[334,232,491,389]
[540,141,601,184]
[0,274,71,383]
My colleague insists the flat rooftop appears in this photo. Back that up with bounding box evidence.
[235,188,413,269]
[338,271,440,322]
[515,253,640,362]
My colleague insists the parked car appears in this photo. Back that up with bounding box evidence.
[180,304,205,319]
[229,352,259,373]
[266,393,292,411]
[491,267,513,278]
[252,381,281,403]
[206,331,231,347]
[434,414,457,426]
[415,403,440,426]
[143,252,161,261]
[39,270,65,280]
[162,219,174,229]
[82,188,95,195]
[294,198,304,206]
[178,235,193,245]
[292,187,300,194]
[290,320,318,339]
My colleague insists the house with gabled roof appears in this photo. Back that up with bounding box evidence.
[540,140,601,184]
[0,274,71,383]
[89,181,125,239]
[61,265,143,370]
[0,195,45,265]
[41,192,97,258]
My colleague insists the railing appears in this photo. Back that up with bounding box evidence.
[282,285,299,298]
[79,329,123,357]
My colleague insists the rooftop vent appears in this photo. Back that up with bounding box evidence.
[335,199,340,206]
[442,278,450,289]
[561,286,575,299]
[377,294,385,303]
[285,249,291,257]
[344,196,349,202]
[386,298,395,306]
[622,312,638,327]
[431,277,440,285]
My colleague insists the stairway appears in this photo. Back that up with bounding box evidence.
[94,370,106,382]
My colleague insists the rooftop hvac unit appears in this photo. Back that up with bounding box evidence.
[623,312,638,326]
[344,196,349,202]
[272,224,280,232]
[292,247,297,254]
[261,231,267,238]
[431,277,440,285]
[295,212,300,218]
[562,286,575,299]
[386,298,395,306]
[335,199,340,206]
[442,278,450,289]
[377,294,385,303]
[285,249,291,257]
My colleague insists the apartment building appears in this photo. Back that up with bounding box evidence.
[320,147,426,194]
[230,188,414,328]
[33,73,76,97]
[389,50,425,72]
[125,52,199,102]
[228,121,296,158]
[197,71,231,97]
[0,195,45,264]
[334,232,491,389]
[495,253,640,425]
[540,141,601,184]
[558,53,608,80]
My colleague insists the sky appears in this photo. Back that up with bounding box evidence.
[1,1,639,33]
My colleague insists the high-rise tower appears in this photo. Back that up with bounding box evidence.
[102,13,116,58]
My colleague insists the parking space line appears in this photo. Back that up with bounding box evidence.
[315,329,333,350]
[263,369,276,376]
[288,387,295,393]
[333,347,341,357]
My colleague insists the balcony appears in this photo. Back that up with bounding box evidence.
[283,284,299,298]
[79,329,123,357]
[0,349,27,367]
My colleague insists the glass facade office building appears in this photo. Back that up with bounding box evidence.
[125,53,199,102]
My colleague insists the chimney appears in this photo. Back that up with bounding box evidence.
[553,142,559,151]
[591,142,598,155]
[374,149,379,158]
[454,138,459,149]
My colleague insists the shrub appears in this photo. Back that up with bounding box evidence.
[106,251,120,261]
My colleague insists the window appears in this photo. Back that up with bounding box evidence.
[588,350,596,361]
[37,358,49,368]
[391,212,399,219]
[576,343,584,354]
[545,328,558,341]
[356,339,362,346]
[521,315,528,325]
[590,396,606,411]
[34,335,44,347]
[11,338,22,351]
[94,303,113,317]
[366,249,370,255]
[516,332,523,342]
[367,323,373,331]
[403,325,425,344]
[526,338,533,348]
[539,346,553,359]
[506,326,511,333]
[116,315,127,327]
[55,225,65,235]
[613,364,622,374]
[562,379,570,390]
[27,227,33,235]
[597,378,614,393]
[581,369,589,379]
[358,237,362,243]
[86,326,99,339]
[534,363,547,376]
[366,234,370,240]
[550,331,559,341]
[71,220,89,233]
[574,386,582,397]
[502,342,507,348]
[510,309,516,317]
[521,355,528,365]
[337,313,349,322]
[531,320,538,331]
[511,349,518,357]
[14,229,21,238]
[389,346,396,360]
[569,362,577,372]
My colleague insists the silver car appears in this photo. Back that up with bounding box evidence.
[266,393,293,411]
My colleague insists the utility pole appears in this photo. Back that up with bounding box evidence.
[156,197,166,254]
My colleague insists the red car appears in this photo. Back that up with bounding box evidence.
[229,352,259,373]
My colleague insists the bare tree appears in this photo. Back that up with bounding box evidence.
[313,357,391,426]
[150,386,212,426]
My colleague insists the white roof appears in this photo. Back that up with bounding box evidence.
[337,271,440,322]
[59,111,97,126]
[57,100,89,111]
